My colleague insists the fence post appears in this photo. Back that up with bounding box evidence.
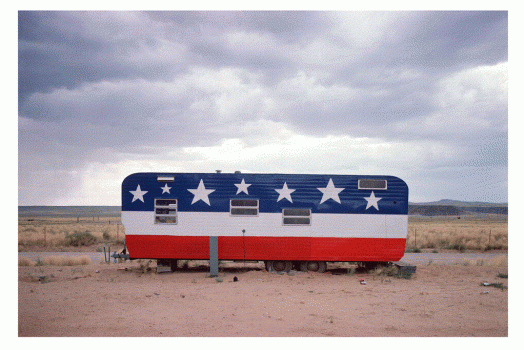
[414,228,417,248]
[116,224,119,243]
[488,229,492,246]
[44,226,47,246]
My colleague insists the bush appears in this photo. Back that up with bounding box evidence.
[63,230,97,246]
[448,244,466,252]
[406,248,421,253]
[374,265,413,280]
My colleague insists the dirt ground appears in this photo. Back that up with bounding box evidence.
[18,260,508,337]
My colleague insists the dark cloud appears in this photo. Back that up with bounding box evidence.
[17,11,508,205]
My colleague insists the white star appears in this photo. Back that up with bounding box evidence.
[317,178,344,204]
[160,183,172,194]
[364,191,382,210]
[275,182,295,203]
[187,179,215,205]
[130,184,148,203]
[234,179,251,195]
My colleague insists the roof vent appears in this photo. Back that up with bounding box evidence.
[216,170,222,174]
[235,170,241,174]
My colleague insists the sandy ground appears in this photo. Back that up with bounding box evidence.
[18,260,508,337]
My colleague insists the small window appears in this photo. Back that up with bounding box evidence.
[358,179,387,190]
[230,199,259,216]
[157,176,174,182]
[154,198,177,224]
[282,208,311,226]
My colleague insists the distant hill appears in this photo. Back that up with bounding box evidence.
[408,200,507,216]
[409,199,508,207]
[18,206,121,218]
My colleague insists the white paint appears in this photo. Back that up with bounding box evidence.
[187,179,215,205]
[317,178,345,204]
[129,184,148,203]
[364,191,382,210]
[122,211,408,239]
[385,215,408,238]
[234,178,251,195]
[275,182,295,203]
[160,183,172,194]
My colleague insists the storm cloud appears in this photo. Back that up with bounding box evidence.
[18,11,508,205]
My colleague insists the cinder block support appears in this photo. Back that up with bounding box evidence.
[209,236,219,277]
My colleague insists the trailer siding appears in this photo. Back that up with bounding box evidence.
[122,172,408,262]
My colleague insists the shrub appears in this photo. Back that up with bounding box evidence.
[102,230,111,241]
[406,248,421,253]
[63,230,97,246]
[448,244,466,252]
[374,265,413,280]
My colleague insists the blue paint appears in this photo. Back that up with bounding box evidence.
[122,172,408,215]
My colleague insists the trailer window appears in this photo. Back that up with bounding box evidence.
[358,179,387,190]
[154,198,177,224]
[157,176,175,182]
[230,199,259,216]
[282,208,311,226]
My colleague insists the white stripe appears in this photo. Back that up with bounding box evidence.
[122,211,407,239]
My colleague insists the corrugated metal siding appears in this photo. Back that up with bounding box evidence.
[125,235,406,262]
[122,172,408,215]
[122,172,408,262]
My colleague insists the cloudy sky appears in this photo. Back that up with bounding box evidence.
[18,10,508,206]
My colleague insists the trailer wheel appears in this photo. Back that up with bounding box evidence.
[300,261,327,273]
[267,260,292,273]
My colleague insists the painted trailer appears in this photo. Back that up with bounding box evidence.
[121,172,408,272]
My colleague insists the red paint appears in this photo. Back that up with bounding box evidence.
[126,235,406,262]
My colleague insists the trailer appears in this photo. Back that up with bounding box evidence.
[121,172,409,273]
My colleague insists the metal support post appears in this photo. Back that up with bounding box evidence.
[209,236,218,277]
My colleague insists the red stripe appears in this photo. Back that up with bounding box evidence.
[126,235,406,262]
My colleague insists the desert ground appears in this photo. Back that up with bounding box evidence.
[18,259,508,337]
[18,215,509,337]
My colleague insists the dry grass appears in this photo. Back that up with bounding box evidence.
[462,255,508,267]
[18,219,124,247]
[18,255,92,266]
[41,255,91,266]
[407,216,507,251]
